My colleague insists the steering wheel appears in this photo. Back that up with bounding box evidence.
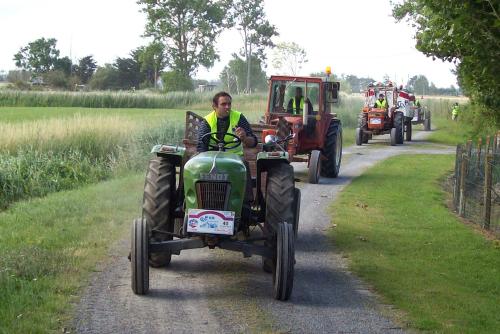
[201,131,242,151]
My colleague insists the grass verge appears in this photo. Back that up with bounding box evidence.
[0,173,143,333]
[329,154,500,333]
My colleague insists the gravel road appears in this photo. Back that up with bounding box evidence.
[74,131,454,333]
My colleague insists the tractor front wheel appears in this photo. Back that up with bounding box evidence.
[405,120,412,142]
[273,222,295,301]
[321,120,342,178]
[308,150,321,184]
[131,218,149,295]
[390,128,397,146]
[424,118,431,131]
[355,128,363,146]
[395,112,404,144]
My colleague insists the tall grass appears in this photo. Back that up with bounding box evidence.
[0,114,184,210]
[0,90,213,109]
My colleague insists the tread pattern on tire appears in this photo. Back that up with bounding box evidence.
[394,112,404,144]
[131,218,149,295]
[265,163,295,233]
[273,222,294,301]
[321,120,342,178]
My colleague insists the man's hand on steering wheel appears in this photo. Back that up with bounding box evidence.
[201,131,242,151]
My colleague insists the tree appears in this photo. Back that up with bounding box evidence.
[408,75,430,95]
[271,41,308,76]
[161,71,194,92]
[393,0,500,125]
[137,42,167,88]
[73,56,97,84]
[231,0,278,93]
[220,54,267,94]
[88,64,120,90]
[138,0,229,80]
[13,38,61,73]
[53,56,72,76]
[114,54,143,90]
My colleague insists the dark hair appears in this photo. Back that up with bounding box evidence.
[212,91,232,106]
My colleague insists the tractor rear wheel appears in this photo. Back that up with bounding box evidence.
[143,157,176,267]
[308,150,321,184]
[292,188,301,237]
[395,112,404,144]
[321,120,342,178]
[273,222,295,301]
[131,218,149,295]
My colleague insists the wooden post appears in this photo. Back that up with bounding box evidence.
[465,140,472,177]
[485,136,491,154]
[459,153,467,217]
[483,154,493,229]
[454,145,462,209]
[493,134,498,155]
[476,138,482,176]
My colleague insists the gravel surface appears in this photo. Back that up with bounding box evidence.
[74,131,454,333]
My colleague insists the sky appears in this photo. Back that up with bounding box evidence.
[0,0,458,88]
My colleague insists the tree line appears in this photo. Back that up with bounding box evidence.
[393,0,499,126]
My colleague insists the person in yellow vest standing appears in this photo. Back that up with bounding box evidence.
[197,91,258,203]
[374,93,387,109]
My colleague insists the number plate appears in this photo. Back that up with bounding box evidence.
[369,118,382,125]
[187,209,235,235]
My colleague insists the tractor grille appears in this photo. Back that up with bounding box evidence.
[196,182,231,210]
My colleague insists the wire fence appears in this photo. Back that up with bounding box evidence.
[449,133,500,236]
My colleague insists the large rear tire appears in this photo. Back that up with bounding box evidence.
[143,157,176,267]
[321,120,342,178]
[292,188,301,237]
[273,222,295,301]
[394,112,404,144]
[131,218,149,295]
[308,150,321,184]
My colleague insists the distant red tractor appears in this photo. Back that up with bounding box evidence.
[251,72,342,184]
[356,83,414,146]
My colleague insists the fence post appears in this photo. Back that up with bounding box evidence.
[454,145,462,209]
[485,136,491,154]
[476,138,482,176]
[483,154,493,229]
[459,153,467,217]
[492,132,498,154]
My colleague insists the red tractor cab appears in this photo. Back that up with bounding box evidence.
[251,73,342,184]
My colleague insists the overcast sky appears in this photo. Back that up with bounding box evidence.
[0,0,458,88]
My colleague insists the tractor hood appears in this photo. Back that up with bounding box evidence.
[183,151,247,216]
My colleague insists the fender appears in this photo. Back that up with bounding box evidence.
[150,144,185,166]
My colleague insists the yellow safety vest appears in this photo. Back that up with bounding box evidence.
[292,97,304,114]
[452,106,459,116]
[204,110,243,155]
[375,99,387,109]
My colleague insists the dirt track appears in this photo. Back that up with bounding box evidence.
[74,130,454,333]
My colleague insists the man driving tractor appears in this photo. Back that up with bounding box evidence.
[287,87,313,115]
[374,93,387,109]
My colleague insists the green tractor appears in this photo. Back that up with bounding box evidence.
[131,112,300,301]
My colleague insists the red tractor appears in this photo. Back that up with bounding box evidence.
[355,83,406,146]
[251,72,342,184]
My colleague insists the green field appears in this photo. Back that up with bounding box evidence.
[330,154,500,333]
